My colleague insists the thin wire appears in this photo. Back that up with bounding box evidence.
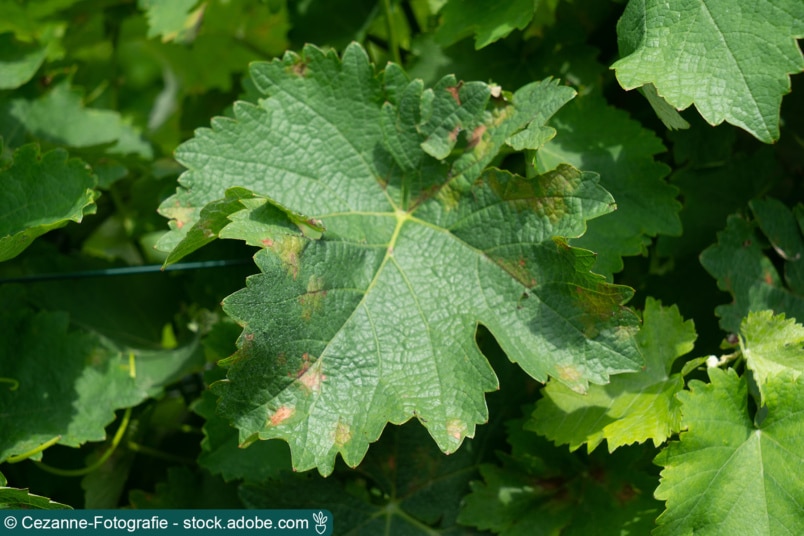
[0,258,251,284]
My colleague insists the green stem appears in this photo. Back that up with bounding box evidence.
[6,436,62,464]
[383,0,402,65]
[34,408,131,477]
[0,377,19,391]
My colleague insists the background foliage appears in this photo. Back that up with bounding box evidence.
[1,1,802,534]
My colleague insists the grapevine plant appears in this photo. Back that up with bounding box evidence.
[1,1,802,534]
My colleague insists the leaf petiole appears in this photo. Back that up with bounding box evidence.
[6,435,62,463]
[34,407,132,477]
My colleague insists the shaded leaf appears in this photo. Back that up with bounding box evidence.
[436,0,539,49]
[239,423,483,535]
[0,144,96,262]
[0,296,204,462]
[536,93,681,277]
[700,204,804,334]
[0,32,47,89]
[458,419,661,536]
[5,81,152,158]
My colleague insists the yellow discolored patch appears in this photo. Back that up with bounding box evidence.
[268,405,295,426]
[298,275,326,320]
[333,421,351,447]
[269,235,305,279]
[556,364,582,383]
[446,419,467,441]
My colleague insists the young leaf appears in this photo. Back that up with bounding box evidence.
[654,367,804,536]
[0,144,97,262]
[612,0,804,143]
[529,298,696,452]
[739,310,804,405]
[159,43,643,474]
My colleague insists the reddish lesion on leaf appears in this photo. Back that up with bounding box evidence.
[466,124,487,150]
[446,81,463,105]
[268,405,295,426]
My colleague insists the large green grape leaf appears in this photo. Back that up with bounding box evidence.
[157,43,643,474]
[0,144,97,262]
[458,419,662,536]
[653,367,804,536]
[612,0,804,143]
[529,298,696,452]
[739,310,804,405]
[700,201,804,334]
[536,94,681,277]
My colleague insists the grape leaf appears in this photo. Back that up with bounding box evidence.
[0,32,47,89]
[138,0,202,43]
[435,0,540,49]
[458,419,662,536]
[612,0,804,143]
[700,204,804,334]
[157,43,643,474]
[536,94,681,277]
[656,146,777,261]
[739,310,804,405]
[4,80,152,158]
[654,367,804,536]
[239,423,482,535]
[0,482,72,509]
[0,296,204,462]
[0,144,97,262]
[529,298,696,452]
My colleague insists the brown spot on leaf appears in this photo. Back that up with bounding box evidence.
[448,125,461,142]
[175,220,184,229]
[763,271,774,285]
[262,238,274,247]
[269,405,294,426]
[446,82,463,105]
[290,60,308,77]
[466,124,487,150]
